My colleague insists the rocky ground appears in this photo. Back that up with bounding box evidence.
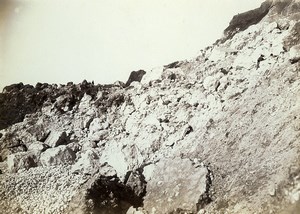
[1,0,300,213]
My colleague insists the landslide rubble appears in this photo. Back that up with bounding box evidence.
[1,0,300,213]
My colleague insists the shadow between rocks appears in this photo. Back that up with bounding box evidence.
[85,171,146,214]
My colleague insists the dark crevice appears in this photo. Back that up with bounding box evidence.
[37,131,51,142]
[196,166,213,210]
[290,57,300,64]
[184,126,194,136]
[85,171,147,214]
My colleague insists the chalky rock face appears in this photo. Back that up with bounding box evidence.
[143,158,211,213]
[1,0,300,213]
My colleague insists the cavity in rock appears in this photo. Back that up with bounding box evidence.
[85,173,146,214]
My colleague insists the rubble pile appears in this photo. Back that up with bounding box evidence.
[1,0,300,213]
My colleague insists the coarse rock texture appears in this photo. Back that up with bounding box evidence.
[1,0,300,213]
[143,158,211,213]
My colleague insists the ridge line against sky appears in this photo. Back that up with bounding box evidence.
[0,0,264,90]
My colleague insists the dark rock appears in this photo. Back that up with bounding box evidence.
[184,125,194,136]
[7,140,28,152]
[35,82,45,90]
[284,22,300,50]
[225,132,230,138]
[164,61,183,70]
[215,81,221,92]
[85,173,145,214]
[220,68,229,75]
[159,118,170,123]
[124,170,147,199]
[256,54,266,69]
[67,82,74,86]
[197,167,213,210]
[224,1,272,40]
[0,83,51,130]
[2,82,24,93]
[81,79,88,86]
[163,100,172,105]
[125,70,146,87]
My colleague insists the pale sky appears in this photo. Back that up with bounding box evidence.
[0,0,264,90]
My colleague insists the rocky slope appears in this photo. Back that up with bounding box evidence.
[1,0,300,213]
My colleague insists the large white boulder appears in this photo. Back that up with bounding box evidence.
[100,142,128,180]
[143,157,209,213]
[40,145,76,166]
[71,149,101,175]
[140,66,164,85]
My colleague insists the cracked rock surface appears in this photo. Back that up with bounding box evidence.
[1,0,300,213]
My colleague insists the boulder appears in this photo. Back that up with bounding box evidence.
[81,141,97,151]
[44,131,68,147]
[88,130,109,142]
[28,142,49,152]
[203,75,218,91]
[35,130,50,142]
[89,118,108,134]
[113,80,126,87]
[140,67,164,85]
[100,143,129,180]
[71,149,102,175]
[2,82,24,93]
[208,48,226,62]
[7,151,38,173]
[164,61,184,69]
[143,158,211,213]
[289,44,300,64]
[66,142,82,153]
[224,1,272,39]
[78,93,93,113]
[125,70,146,87]
[40,145,76,167]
